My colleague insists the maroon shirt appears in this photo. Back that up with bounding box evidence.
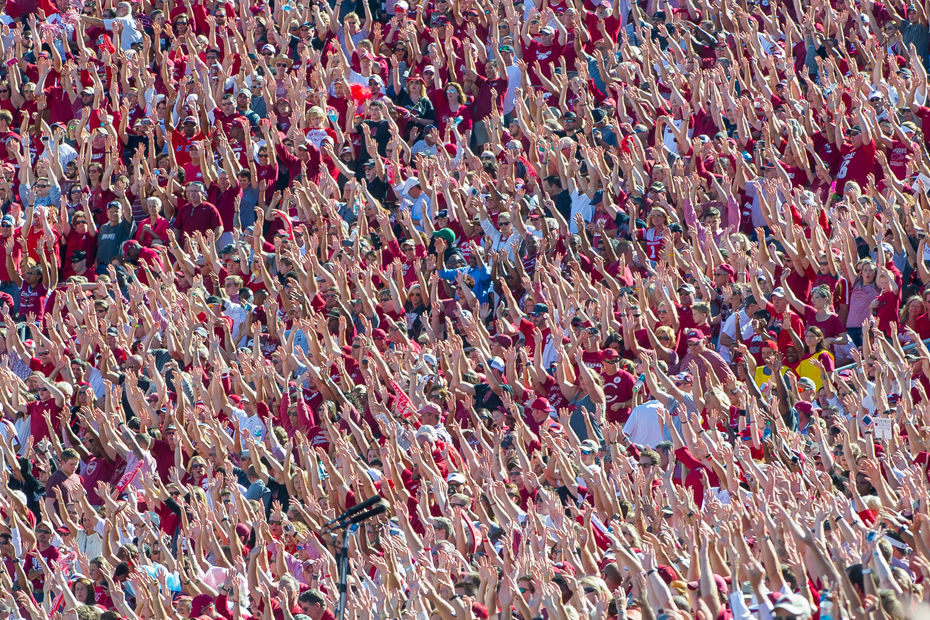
[18,281,47,321]
[174,200,223,240]
[207,181,243,231]
[62,229,97,279]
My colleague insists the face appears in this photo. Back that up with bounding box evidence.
[25,266,42,286]
[187,185,204,203]
[74,582,89,602]
[61,457,80,475]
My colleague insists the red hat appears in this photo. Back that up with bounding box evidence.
[371,328,387,341]
[530,397,555,413]
[493,334,513,347]
[685,329,704,345]
[190,594,215,617]
[656,565,679,584]
[687,574,728,596]
[602,348,620,360]
[761,339,778,350]
[717,263,736,282]
[229,394,242,405]
[552,561,577,576]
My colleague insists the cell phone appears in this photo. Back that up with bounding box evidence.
[862,414,873,427]
[866,530,877,542]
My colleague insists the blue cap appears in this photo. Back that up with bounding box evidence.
[591,190,604,205]
[1,215,13,225]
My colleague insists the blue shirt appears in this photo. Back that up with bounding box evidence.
[438,264,493,304]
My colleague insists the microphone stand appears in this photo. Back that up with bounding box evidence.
[322,507,381,620]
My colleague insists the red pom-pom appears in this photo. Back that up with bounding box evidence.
[349,83,373,104]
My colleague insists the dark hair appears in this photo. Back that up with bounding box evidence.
[298,590,327,609]
[543,174,562,188]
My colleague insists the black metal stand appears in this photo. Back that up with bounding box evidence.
[335,528,349,620]
[321,499,386,620]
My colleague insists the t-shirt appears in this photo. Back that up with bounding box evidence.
[802,305,847,339]
[602,369,635,424]
[45,470,82,512]
[473,383,504,412]
[18,281,47,321]
[622,400,667,447]
[635,227,666,261]
[835,139,877,191]
[874,289,902,333]
[175,201,222,239]
[96,219,136,267]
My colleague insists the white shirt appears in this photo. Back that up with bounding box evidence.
[503,64,522,114]
[232,407,267,448]
[568,191,593,233]
[480,217,523,262]
[623,400,667,448]
[39,141,78,171]
[718,309,754,363]
[104,16,143,51]
[662,119,685,156]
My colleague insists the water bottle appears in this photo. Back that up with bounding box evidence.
[632,373,645,392]
[819,591,833,620]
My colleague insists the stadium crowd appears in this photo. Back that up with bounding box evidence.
[0,0,929,619]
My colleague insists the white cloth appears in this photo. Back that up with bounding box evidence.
[232,407,267,448]
[103,16,143,51]
[622,400,667,448]
[718,309,754,363]
[503,64,522,114]
[568,191,593,233]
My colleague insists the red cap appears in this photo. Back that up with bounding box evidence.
[530,397,555,413]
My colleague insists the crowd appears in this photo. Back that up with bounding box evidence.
[0,0,930,618]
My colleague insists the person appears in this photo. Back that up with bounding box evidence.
[95,200,135,275]
[0,4,927,620]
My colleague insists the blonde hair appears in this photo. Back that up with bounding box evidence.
[656,325,675,342]
[705,386,731,411]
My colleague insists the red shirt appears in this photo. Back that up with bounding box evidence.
[174,201,223,240]
[28,398,61,444]
[62,229,97,279]
[171,128,207,167]
[0,235,21,282]
[603,368,635,423]
[19,281,48,321]
[874,289,901,333]
[835,139,877,191]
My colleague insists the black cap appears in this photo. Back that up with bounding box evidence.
[362,159,376,168]
[530,303,549,316]
[70,250,87,261]
[206,295,223,305]
[219,243,236,255]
